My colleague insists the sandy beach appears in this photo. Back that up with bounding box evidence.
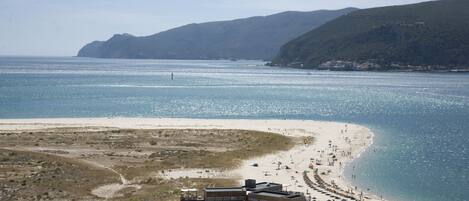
[0,118,381,201]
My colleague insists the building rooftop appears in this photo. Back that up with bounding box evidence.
[204,187,245,192]
[254,191,289,198]
[244,182,282,191]
[250,191,305,200]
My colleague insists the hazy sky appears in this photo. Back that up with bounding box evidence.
[0,0,432,56]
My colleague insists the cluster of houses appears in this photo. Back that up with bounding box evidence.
[181,179,307,201]
[318,60,382,71]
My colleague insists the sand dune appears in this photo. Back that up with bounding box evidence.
[0,118,381,200]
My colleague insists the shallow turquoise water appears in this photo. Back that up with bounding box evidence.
[1,57,468,201]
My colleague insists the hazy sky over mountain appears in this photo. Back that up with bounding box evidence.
[0,0,431,56]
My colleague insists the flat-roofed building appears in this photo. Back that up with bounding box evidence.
[247,191,307,201]
[204,187,247,201]
[243,179,282,193]
[182,179,305,201]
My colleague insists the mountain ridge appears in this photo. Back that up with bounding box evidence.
[77,8,358,60]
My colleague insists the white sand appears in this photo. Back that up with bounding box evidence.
[0,118,382,200]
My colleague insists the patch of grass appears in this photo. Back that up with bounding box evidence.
[115,130,295,179]
[0,149,120,200]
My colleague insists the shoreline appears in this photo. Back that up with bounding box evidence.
[0,118,382,200]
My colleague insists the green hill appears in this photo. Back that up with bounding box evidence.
[272,0,469,71]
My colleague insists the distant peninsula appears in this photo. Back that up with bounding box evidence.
[271,0,469,72]
[77,8,357,60]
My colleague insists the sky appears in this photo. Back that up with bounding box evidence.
[0,0,432,56]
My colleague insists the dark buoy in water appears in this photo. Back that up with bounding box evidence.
[171,72,174,80]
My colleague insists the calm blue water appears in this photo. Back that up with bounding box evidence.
[1,56,468,201]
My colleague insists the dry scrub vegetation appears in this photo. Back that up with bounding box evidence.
[0,128,295,201]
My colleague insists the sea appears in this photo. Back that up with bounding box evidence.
[0,56,468,201]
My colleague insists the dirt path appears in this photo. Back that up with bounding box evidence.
[2,147,141,199]
[86,160,142,199]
